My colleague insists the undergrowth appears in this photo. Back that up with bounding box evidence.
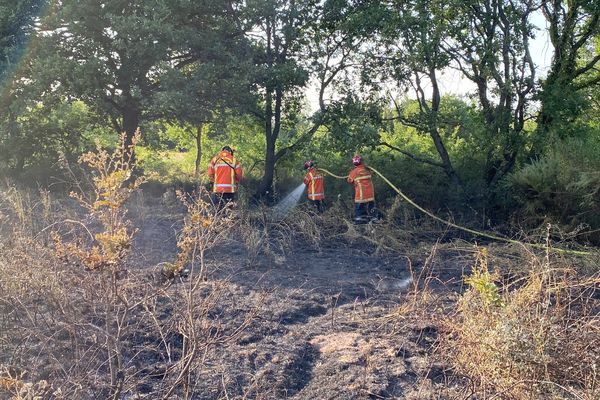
[0,133,260,399]
[1,135,599,399]
[442,246,600,399]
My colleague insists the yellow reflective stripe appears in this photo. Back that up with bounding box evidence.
[358,181,363,199]
[354,175,371,181]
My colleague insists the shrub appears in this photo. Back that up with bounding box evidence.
[507,137,600,240]
[53,132,144,271]
[443,247,600,399]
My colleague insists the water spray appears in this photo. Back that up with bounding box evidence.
[272,183,306,220]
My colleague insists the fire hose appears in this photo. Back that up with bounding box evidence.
[317,167,594,256]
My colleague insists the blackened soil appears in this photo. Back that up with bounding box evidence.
[127,200,469,399]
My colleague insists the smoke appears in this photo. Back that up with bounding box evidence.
[396,276,413,290]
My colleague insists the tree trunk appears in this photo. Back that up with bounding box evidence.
[428,127,463,190]
[194,123,203,179]
[256,136,276,203]
[424,68,464,191]
[255,82,281,202]
[121,103,140,166]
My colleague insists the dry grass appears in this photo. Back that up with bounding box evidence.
[235,204,300,267]
[1,139,599,399]
[0,135,261,399]
[441,246,600,400]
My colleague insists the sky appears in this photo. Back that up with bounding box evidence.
[308,10,555,111]
[438,10,554,97]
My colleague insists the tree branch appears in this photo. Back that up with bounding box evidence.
[379,142,445,168]
[574,53,600,79]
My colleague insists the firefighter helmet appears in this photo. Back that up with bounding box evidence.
[222,145,234,155]
[352,155,362,166]
[303,160,314,170]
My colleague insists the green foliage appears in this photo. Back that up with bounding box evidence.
[0,0,600,241]
[507,135,600,232]
[464,249,504,308]
[35,0,244,145]
[0,0,45,82]
[536,0,600,139]
[136,147,196,184]
[0,100,109,174]
[142,122,195,151]
[324,95,384,152]
[136,115,267,186]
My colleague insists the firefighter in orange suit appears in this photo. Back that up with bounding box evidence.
[347,155,376,222]
[207,145,243,207]
[303,160,324,212]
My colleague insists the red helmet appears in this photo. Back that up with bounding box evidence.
[303,160,314,170]
[352,155,362,166]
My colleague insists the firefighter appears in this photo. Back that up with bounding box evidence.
[207,145,243,208]
[347,155,376,222]
[303,160,324,212]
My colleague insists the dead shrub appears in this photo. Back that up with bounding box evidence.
[382,243,448,333]
[0,233,94,398]
[168,188,235,279]
[0,365,61,399]
[236,204,295,266]
[283,206,322,249]
[53,132,144,272]
[442,247,600,399]
[144,189,262,398]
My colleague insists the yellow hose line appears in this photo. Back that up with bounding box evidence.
[318,167,594,256]
[317,168,347,180]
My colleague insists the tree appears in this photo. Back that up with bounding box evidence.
[440,0,537,187]
[374,0,466,189]
[0,0,56,172]
[151,12,254,178]
[157,11,256,178]
[371,0,537,188]
[536,0,600,140]
[0,0,45,82]
[243,0,367,199]
[37,0,240,163]
[6,101,101,168]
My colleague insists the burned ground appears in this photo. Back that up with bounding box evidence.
[122,196,470,399]
[2,191,596,399]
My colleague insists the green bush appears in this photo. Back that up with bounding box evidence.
[507,136,600,238]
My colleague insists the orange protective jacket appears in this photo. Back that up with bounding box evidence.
[207,151,243,193]
[303,167,325,200]
[347,165,374,203]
